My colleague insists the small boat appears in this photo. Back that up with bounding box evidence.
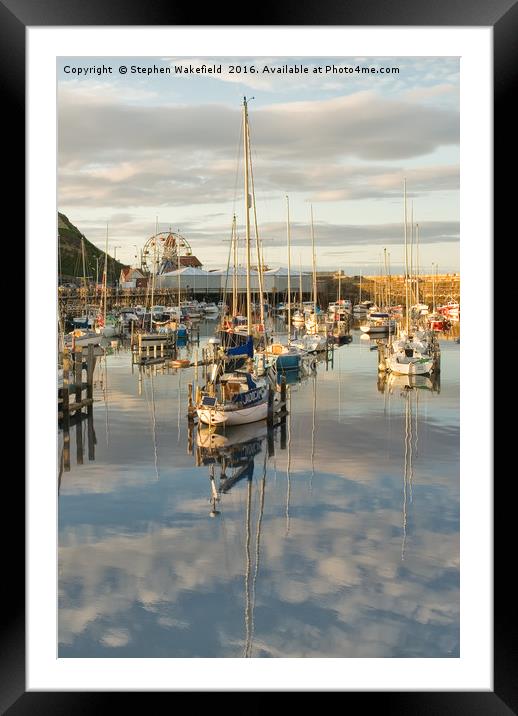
[427,313,450,331]
[65,328,102,348]
[291,333,327,353]
[359,312,397,334]
[197,370,270,426]
[291,310,305,327]
[254,342,306,372]
[386,333,434,376]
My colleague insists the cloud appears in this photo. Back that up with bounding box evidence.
[59,87,458,166]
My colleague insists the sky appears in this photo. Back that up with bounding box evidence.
[57,56,459,274]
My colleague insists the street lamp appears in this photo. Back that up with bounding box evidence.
[112,245,122,303]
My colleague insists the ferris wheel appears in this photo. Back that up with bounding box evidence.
[141,231,193,274]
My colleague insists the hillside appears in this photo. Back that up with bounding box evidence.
[58,212,126,282]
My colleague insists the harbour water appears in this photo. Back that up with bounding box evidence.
[58,324,459,658]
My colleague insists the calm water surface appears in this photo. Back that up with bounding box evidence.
[58,324,460,657]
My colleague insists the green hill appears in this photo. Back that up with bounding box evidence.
[58,212,126,283]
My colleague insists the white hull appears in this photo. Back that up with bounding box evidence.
[388,355,433,376]
[360,323,396,334]
[197,399,268,426]
[101,325,117,337]
[291,334,327,353]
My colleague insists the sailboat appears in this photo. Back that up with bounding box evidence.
[291,207,327,353]
[255,196,307,371]
[196,98,270,427]
[291,259,306,328]
[386,180,434,376]
[96,225,118,338]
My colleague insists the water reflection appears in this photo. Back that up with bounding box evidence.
[58,326,459,658]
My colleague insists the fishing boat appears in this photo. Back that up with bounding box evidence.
[428,313,450,331]
[359,312,397,334]
[438,300,460,323]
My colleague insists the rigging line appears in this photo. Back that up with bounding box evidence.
[286,387,292,537]
[221,216,235,320]
[249,447,267,658]
[247,122,265,328]
[310,370,316,493]
[150,368,160,481]
[142,368,159,481]
[232,114,244,217]
[409,388,414,504]
[243,477,253,658]
[402,389,409,562]
[177,367,182,444]
[103,353,110,447]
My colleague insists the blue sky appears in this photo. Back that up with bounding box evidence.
[57,56,459,273]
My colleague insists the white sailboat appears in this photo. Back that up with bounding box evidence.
[387,180,434,376]
[292,207,327,353]
[196,97,269,427]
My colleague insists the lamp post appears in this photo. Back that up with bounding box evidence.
[113,245,122,304]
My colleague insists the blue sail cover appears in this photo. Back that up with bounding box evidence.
[226,336,254,358]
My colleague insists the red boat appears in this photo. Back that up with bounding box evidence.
[428,313,450,331]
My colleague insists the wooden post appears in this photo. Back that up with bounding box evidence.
[74,349,84,464]
[87,344,95,460]
[187,382,193,418]
[267,385,274,431]
[62,350,71,472]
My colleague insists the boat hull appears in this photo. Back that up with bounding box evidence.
[388,356,434,376]
[197,400,268,426]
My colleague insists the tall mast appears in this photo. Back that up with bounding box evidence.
[384,248,388,310]
[232,214,238,318]
[151,217,157,329]
[359,269,362,304]
[246,114,264,329]
[310,205,317,313]
[403,179,409,333]
[299,257,303,310]
[243,97,252,336]
[286,195,292,336]
[410,201,415,305]
[81,236,87,314]
[416,222,420,305]
[103,224,108,327]
[177,235,181,316]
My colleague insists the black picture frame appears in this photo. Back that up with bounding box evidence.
[10,0,507,709]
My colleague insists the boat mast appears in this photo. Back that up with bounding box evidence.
[103,224,108,328]
[299,257,303,310]
[416,222,420,305]
[151,218,157,330]
[383,248,388,310]
[359,269,362,304]
[232,214,238,318]
[81,236,87,315]
[403,179,409,333]
[243,98,252,336]
[286,195,292,337]
[246,114,265,330]
[177,236,181,318]
[310,205,317,314]
[410,201,416,306]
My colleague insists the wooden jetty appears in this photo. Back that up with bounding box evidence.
[58,343,99,475]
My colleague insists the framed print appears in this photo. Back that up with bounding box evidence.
[8,0,509,708]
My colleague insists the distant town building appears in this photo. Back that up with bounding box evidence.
[119,267,147,288]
